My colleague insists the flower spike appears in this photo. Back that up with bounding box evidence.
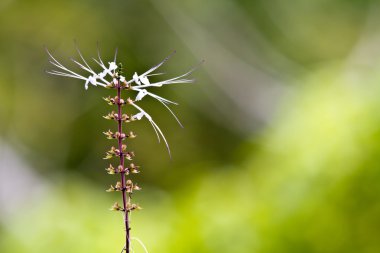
[46,44,201,253]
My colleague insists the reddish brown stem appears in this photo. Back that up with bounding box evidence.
[117,81,130,253]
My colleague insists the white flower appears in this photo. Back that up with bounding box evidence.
[135,89,148,101]
[46,45,202,155]
[133,72,141,85]
[108,62,117,71]
[140,75,150,85]
[133,112,145,120]
[84,75,99,89]
[98,70,107,79]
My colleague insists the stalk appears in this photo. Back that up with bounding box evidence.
[104,65,141,253]
[116,78,130,253]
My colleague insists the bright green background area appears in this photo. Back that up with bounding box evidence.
[1,0,380,252]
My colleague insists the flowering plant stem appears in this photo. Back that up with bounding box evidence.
[46,45,202,252]
[116,80,131,252]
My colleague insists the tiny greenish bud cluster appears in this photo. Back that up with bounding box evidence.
[46,44,203,253]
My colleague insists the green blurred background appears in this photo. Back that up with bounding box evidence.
[1,0,380,252]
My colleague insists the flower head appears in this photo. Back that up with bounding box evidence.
[46,44,203,155]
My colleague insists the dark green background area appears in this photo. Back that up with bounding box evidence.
[1,0,380,252]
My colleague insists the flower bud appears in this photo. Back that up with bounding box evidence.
[103,96,113,105]
[106,185,115,192]
[106,82,115,89]
[110,202,123,211]
[125,151,134,160]
[129,163,140,174]
[127,131,137,138]
[105,164,116,174]
[115,181,123,191]
[103,129,114,139]
[130,168,140,174]
[117,165,125,174]
[133,184,142,191]
[103,111,117,120]
[127,203,142,211]
[121,114,131,123]
[126,98,134,105]
[104,147,119,159]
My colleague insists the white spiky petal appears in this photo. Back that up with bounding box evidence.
[135,89,148,101]
[133,72,141,85]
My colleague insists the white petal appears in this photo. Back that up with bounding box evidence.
[85,79,90,90]
[109,62,117,71]
[135,89,148,101]
[90,76,97,85]
[133,72,141,85]
[120,75,125,82]
[133,112,144,120]
[129,102,171,156]
[98,71,107,78]
[140,50,176,77]
[140,75,150,85]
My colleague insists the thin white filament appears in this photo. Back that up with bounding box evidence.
[132,237,149,253]
[130,102,171,157]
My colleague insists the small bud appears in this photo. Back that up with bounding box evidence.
[115,181,123,191]
[126,98,134,105]
[103,153,113,160]
[106,185,115,192]
[104,147,119,159]
[114,96,125,105]
[129,163,140,174]
[121,144,127,152]
[125,151,134,160]
[130,167,140,174]
[127,203,142,211]
[121,114,130,123]
[127,131,137,138]
[105,164,116,174]
[110,202,123,211]
[117,165,125,174]
[103,96,113,105]
[103,111,117,120]
[122,81,130,89]
[133,184,142,191]
[106,82,115,89]
[103,129,114,139]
